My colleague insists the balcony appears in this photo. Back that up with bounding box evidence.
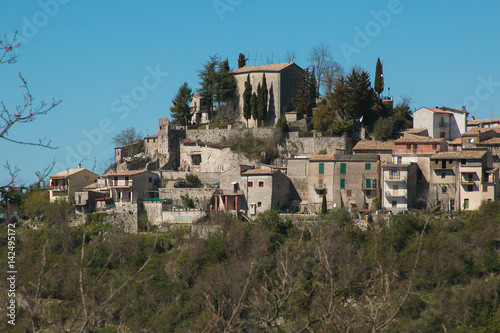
[107,179,133,188]
[385,175,407,183]
[313,184,327,191]
[214,189,244,196]
[50,185,67,192]
[438,123,449,128]
[385,191,407,198]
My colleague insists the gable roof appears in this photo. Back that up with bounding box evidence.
[353,140,395,151]
[461,128,495,136]
[431,150,487,160]
[102,170,152,177]
[231,62,301,74]
[467,118,500,126]
[50,168,87,179]
[241,169,275,176]
[395,137,445,144]
[309,154,335,161]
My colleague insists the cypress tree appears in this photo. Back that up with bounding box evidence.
[374,58,384,97]
[170,82,193,127]
[238,53,247,68]
[258,73,268,124]
[251,92,258,122]
[243,74,252,126]
[216,59,236,106]
[308,68,317,118]
[321,194,327,214]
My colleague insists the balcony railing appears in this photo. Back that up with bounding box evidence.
[385,191,407,198]
[50,185,67,191]
[314,184,326,191]
[385,175,407,182]
[107,180,133,187]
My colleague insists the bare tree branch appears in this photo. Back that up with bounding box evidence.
[0,32,20,64]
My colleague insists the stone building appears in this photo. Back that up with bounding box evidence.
[190,94,211,125]
[331,154,380,212]
[352,140,395,164]
[429,150,498,211]
[157,117,185,170]
[114,141,143,164]
[144,134,158,158]
[49,168,99,202]
[100,170,160,203]
[306,155,335,212]
[381,162,418,213]
[466,117,500,131]
[231,62,304,127]
[412,106,468,140]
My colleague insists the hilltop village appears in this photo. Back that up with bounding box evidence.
[47,59,500,232]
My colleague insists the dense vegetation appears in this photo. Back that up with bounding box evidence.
[1,200,499,332]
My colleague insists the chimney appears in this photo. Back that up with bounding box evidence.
[462,106,466,113]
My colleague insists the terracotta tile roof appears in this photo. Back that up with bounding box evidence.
[83,182,98,189]
[231,62,300,74]
[395,137,445,144]
[462,128,495,136]
[102,170,149,177]
[425,108,452,114]
[382,163,411,168]
[448,138,462,145]
[478,138,500,145]
[353,140,395,151]
[467,118,500,126]
[431,150,487,159]
[50,168,86,179]
[309,154,335,161]
[144,134,158,139]
[241,169,275,176]
[404,128,428,134]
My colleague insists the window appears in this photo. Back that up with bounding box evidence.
[483,185,488,192]
[347,189,352,197]
[257,202,262,207]
[340,178,345,189]
[340,163,346,175]
[366,190,371,196]
[406,144,411,150]
[461,159,466,165]
[392,200,397,208]
[442,186,447,193]
[365,163,371,170]
[258,181,264,187]
[397,157,402,164]
[432,144,437,150]
[319,163,324,175]
[149,177,152,183]
[440,132,445,138]
[465,185,473,192]
[391,169,398,179]
[365,178,371,189]
[248,181,253,187]
[463,198,469,209]
[441,172,446,179]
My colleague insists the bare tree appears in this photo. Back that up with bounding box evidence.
[1,32,60,189]
[111,127,143,147]
[309,43,343,96]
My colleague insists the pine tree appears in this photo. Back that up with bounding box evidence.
[170,82,193,127]
[321,194,327,214]
[216,59,236,106]
[258,73,268,124]
[374,58,384,97]
[243,74,252,126]
[197,55,218,109]
[238,53,246,68]
[292,69,316,118]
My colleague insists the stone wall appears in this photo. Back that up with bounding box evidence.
[185,127,275,143]
[142,201,206,226]
[160,171,220,186]
[159,187,215,208]
[102,202,138,233]
[286,132,352,156]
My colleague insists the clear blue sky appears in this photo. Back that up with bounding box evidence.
[1,0,499,185]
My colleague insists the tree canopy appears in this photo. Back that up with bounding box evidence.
[197,55,237,110]
[170,82,193,126]
[112,127,143,147]
[243,74,252,124]
[292,68,317,118]
[374,57,384,97]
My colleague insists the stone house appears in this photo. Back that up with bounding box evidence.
[115,141,143,164]
[381,162,418,213]
[190,94,211,125]
[332,154,380,212]
[429,150,498,211]
[352,140,395,164]
[144,134,158,158]
[413,106,468,140]
[287,156,309,209]
[466,117,500,131]
[180,139,253,173]
[460,128,498,149]
[100,170,160,203]
[306,155,335,212]
[49,168,99,202]
[232,62,304,127]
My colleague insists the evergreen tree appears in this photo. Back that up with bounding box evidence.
[321,194,327,214]
[216,59,236,106]
[197,55,218,109]
[309,68,317,115]
[292,69,316,118]
[251,92,258,121]
[238,53,247,68]
[374,57,384,97]
[243,74,252,126]
[258,73,268,123]
[170,82,193,126]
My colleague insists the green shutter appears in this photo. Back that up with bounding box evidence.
[366,178,371,189]
[340,178,345,189]
[340,163,346,175]
[365,163,371,170]
[319,163,324,175]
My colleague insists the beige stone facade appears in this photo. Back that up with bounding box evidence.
[49,168,99,202]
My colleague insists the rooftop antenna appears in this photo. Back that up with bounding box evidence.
[491,107,494,119]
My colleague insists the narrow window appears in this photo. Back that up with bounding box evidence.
[365,178,371,189]
[258,181,264,187]
[248,181,253,187]
[319,162,324,175]
[340,163,346,175]
[365,163,371,170]
[340,178,345,189]
[483,185,488,192]
[463,198,469,209]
